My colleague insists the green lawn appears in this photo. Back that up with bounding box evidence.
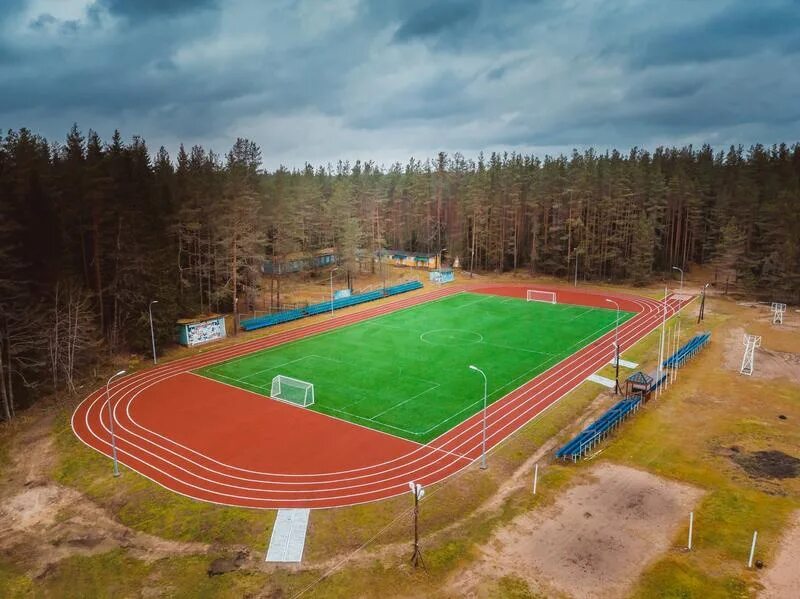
[197,292,633,443]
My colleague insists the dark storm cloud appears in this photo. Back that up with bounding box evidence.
[0,0,798,167]
[94,0,219,21]
[392,0,480,42]
[631,2,800,68]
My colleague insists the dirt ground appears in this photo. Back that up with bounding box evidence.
[0,412,207,579]
[451,463,703,599]
[722,325,800,384]
[758,510,800,598]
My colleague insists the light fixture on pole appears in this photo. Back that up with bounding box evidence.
[330,267,339,316]
[409,481,425,569]
[672,266,684,290]
[468,365,488,469]
[605,298,621,394]
[148,300,159,365]
[106,369,127,477]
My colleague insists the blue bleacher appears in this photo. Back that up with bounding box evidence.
[240,280,424,331]
[662,332,711,369]
[557,331,711,461]
[556,397,642,461]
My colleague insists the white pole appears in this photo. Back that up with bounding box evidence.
[748,531,758,568]
[533,463,539,495]
[674,318,681,383]
[670,324,677,385]
[657,287,667,397]
[106,369,127,477]
[688,511,694,550]
[148,300,158,364]
[330,267,338,316]
[469,365,488,469]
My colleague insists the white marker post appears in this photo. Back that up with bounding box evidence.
[688,512,694,550]
[748,531,758,568]
[533,463,539,495]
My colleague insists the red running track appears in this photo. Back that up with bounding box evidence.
[72,284,693,508]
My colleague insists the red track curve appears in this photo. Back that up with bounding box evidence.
[72,284,692,508]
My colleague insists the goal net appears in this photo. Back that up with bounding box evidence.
[527,289,556,304]
[270,375,315,407]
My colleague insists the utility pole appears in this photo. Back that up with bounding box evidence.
[697,282,709,324]
[409,482,426,569]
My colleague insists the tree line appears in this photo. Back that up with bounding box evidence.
[1,125,799,419]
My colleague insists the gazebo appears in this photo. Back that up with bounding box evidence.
[625,371,654,400]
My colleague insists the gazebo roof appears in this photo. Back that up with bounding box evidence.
[626,371,654,385]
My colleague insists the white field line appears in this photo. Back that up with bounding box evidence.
[75,294,664,492]
[72,290,690,506]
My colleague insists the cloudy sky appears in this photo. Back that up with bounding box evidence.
[1,0,799,168]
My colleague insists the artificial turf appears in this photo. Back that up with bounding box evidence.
[197,292,634,444]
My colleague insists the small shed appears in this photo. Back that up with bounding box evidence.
[625,371,654,399]
[176,315,227,347]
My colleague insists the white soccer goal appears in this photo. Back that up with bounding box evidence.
[270,375,315,407]
[771,302,786,325]
[527,289,557,304]
[740,334,761,376]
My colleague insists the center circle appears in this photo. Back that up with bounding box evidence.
[419,329,484,346]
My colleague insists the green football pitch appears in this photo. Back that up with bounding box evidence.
[197,292,634,444]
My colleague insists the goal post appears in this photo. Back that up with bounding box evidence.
[270,375,315,407]
[526,289,557,304]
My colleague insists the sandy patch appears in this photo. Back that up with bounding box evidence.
[759,511,800,599]
[0,413,207,578]
[451,463,703,599]
[722,327,800,383]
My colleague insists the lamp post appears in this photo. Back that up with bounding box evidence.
[330,267,339,316]
[438,247,447,271]
[148,300,158,364]
[408,481,426,569]
[672,266,684,290]
[106,369,127,477]
[469,365,488,469]
[605,298,621,394]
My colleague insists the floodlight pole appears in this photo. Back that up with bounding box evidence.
[410,483,425,569]
[330,267,339,316]
[106,369,127,477]
[469,365,488,469]
[605,299,621,394]
[148,300,159,364]
[672,266,684,291]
